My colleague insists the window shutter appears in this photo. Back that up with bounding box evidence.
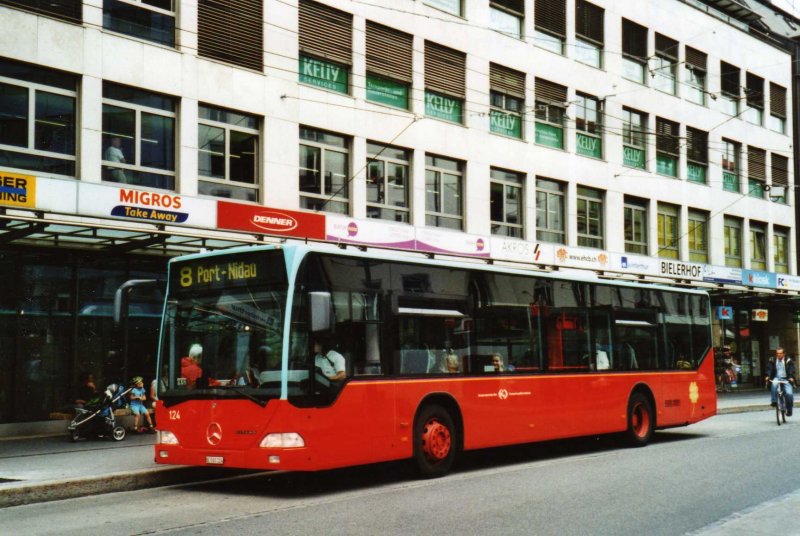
[622,19,647,61]
[199,0,263,72]
[721,62,740,97]
[0,0,81,23]
[492,0,524,17]
[685,47,706,71]
[770,82,787,118]
[490,63,525,98]
[748,147,766,180]
[575,0,604,44]
[425,41,466,98]
[299,0,352,66]
[746,73,764,109]
[686,127,707,164]
[366,21,413,83]
[772,154,789,187]
[535,78,567,104]
[655,33,678,60]
[535,0,566,38]
[656,118,679,156]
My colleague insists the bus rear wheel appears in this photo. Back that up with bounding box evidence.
[414,404,457,478]
[625,392,654,447]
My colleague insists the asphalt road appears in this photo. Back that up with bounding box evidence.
[4,410,797,536]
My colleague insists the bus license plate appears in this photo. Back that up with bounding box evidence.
[206,456,224,465]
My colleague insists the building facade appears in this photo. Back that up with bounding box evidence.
[0,0,797,426]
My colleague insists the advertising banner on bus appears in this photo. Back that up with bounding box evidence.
[217,201,325,240]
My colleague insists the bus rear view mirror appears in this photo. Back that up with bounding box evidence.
[309,292,332,332]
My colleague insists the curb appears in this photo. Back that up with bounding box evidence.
[718,405,768,415]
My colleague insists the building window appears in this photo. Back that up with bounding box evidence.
[101,82,176,190]
[424,41,465,124]
[622,107,646,170]
[688,209,708,263]
[490,63,525,139]
[535,0,566,55]
[720,62,740,116]
[198,0,263,71]
[722,139,740,192]
[622,19,647,83]
[747,146,766,199]
[490,0,524,38]
[655,117,679,177]
[652,34,678,95]
[536,177,565,243]
[686,127,708,184]
[0,58,77,177]
[103,0,175,47]
[366,22,413,110]
[299,0,352,94]
[576,186,603,248]
[0,0,81,23]
[774,226,789,274]
[624,197,647,254]
[425,154,463,230]
[750,222,767,270]
[724,216,742,268]
[771,154,789,204]
[198,104,259,202]
[657,203,679,259]
[744,73,764,126]
[424,0,461,16]
[490,168,524,238]
[575,93,602,159]
[535,78,566,149]
[684,47,707,105]
[366,142,410,223]
[299,127,349,214]
[575,0,604,68]
[769,83,787,134]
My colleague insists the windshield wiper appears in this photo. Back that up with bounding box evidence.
[222,385,267,408]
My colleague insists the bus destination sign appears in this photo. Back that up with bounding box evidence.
[170,252,285,293]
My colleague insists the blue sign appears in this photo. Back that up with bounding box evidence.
[716,306,733,320]
[741,269,777,289]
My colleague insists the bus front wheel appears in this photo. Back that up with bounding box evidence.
[625,392,654,447]
[413,404,457,478]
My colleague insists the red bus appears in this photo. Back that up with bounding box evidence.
[154,243,716,477]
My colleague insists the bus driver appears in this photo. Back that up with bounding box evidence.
[314,338,346,381]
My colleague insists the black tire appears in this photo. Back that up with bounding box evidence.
[777,392,785,425]
[70,430,80,443]
[624,392,654,446]
[413,404,457,478]
[111,425,126,441]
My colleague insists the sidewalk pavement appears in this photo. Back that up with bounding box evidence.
[0,389,776,510]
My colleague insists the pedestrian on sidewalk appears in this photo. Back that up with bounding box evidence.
[766,347,795,416]
[129,376,154,433]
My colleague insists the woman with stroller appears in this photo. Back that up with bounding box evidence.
[129,376,154,433]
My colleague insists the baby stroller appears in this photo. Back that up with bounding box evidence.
[68,382,132,442]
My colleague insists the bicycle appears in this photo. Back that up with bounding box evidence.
[769,379,790,425]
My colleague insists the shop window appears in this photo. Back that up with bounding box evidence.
[536,177,565,243]
[425,41,465,124]
[535,78,566,149]
[490,63,525,139]
[299,126,350,214]
[299,0,352,95]
[577,186,603,248]
[426,154,463,230]
[657,203,679,260]
[103,0,175,47]
[366,22,412,110]
[198,0,263,71]
[0,58,77,177]
[624,197,647,255]
[622,107,646,170]
[198,104,260,202]
[366,142,410,223]
[490,167,524,238]
[535,0,566,54]
[101,82,176,190]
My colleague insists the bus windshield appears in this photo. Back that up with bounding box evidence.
[158,250,289,404]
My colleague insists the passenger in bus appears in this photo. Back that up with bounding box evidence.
[314,338,346,381]
[437,350,461,373]
[596,347,610,370]
[491,353,505,372]
[181,343,204,389]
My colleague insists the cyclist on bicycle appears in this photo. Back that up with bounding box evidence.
[766,347,795,416]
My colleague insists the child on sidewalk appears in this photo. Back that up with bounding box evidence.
[129,376,154,433]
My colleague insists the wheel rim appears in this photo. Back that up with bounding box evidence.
[631,402,650,438]
[421,418,451,462]
[113,427,125,440]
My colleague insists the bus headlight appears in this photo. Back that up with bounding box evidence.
[158,430,179,445]
[260,432,305,448]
